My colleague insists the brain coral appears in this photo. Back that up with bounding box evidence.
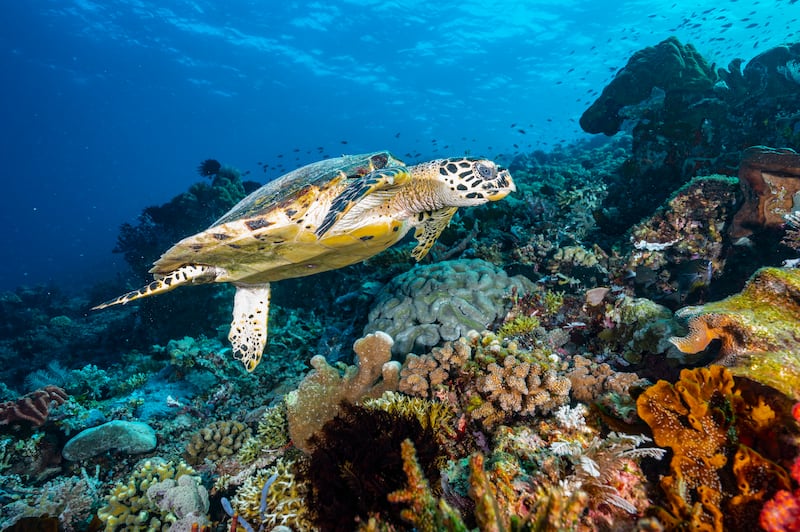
[365,259,534,355]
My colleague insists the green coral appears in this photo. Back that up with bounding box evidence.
[498,315,541,340]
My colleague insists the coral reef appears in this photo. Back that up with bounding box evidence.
[184,420,251,465]
[286,331,400,452]
[0,386,68,429]
[625,176,739,306]
[304,403,442,532]
[637,366,793,530]
[669,267,800,400]
[580,37,716,136]
[730,146,800,238]
[584,39,800,235]
[62,420,157,461]
[97,458,206,530]
[365,259,533,355]
[229,458,313,531]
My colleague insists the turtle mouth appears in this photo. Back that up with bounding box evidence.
[486,188,514,201]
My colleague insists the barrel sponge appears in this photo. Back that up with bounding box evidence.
[365,259,534,356]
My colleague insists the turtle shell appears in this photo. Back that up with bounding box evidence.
[214,151,403,225]
[150,151,406,283]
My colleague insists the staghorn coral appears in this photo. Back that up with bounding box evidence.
[97,457,203,531]
[637,366,792,531]
[669,266,800,400]
[0,385,68,429]
[365,259,534,355]
[285,331,400,453]
[184,420,251,465]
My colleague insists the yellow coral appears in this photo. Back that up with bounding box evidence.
[97,458,198,531]
[637,366,792,531]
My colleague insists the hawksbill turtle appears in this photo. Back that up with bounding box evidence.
[95,151,515,371]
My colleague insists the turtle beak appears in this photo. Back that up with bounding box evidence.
[486,169,516,201]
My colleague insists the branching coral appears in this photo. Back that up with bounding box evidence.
[97,458,206,530]
[472,354,571,426]
[669,267,800,400]
[230,458,312,531]
[285,331,400,452]
[304,403,442,531]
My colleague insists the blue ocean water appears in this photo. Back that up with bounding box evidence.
[1,0,797,292]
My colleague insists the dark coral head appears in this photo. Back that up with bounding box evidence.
[302,402,442,531]
[197,158,222,178]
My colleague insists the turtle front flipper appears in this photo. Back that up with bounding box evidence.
[411,207,458,261]
[92,265,222,310]
[228,283,271,372]
[316,167,411,237]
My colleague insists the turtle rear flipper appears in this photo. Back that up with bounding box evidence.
[228,283,271,372]
[92,265,222,309]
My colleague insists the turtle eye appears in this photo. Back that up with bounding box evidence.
[475,161,496,180]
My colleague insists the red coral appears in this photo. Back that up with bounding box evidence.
[0,385,68,427]
[760,402,800,532]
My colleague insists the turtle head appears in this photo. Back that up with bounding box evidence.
[432,158,516,206]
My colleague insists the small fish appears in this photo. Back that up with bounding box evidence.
[676,259,713,296]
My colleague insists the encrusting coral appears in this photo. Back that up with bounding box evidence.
[285,331,400,452]
[669,267,800,400]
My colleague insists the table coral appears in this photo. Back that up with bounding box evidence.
[365,259,533,355]
[669,267,800,400]
[285,331,400,452]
